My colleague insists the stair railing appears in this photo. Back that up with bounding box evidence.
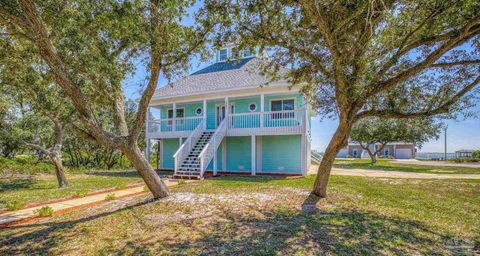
[198,118,227,177]
[173,119,205,175]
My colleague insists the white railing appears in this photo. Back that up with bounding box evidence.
[147,116,203,133]
[198,118,227,177]
[227,109,305,133]
[173,119,205,174]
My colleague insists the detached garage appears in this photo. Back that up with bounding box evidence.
[395,149,413,159]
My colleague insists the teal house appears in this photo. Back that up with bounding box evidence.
[146,46,311,178]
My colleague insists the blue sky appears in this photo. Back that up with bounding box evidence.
[123,3,479,153]
[123,53,480,153]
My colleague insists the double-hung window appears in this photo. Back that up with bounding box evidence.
[270,99,295,119]
[218,49,228,62]
[167,108,184,125]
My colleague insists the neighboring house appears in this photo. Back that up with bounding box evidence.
[336,142,416,159]
[146,45,311,179]
[455,149,475,158]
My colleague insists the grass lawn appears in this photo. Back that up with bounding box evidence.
[0,170,144,209]
[1,175,478,255]
[334,158,480,174]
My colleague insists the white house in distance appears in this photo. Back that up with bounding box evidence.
[146,46,312,179]
[336,142,416,159]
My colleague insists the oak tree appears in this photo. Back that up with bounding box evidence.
[0,0,211,198]
[207,0,480,197]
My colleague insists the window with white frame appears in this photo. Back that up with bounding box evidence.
[270,99,295,119]
[248,103,257,112]
[218,49,228,62]
[243,49,252,58]
[167,108,184,125]
[195,107,202,116]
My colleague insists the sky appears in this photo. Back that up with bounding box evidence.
[122,3,480,154]
[123,52,480,154]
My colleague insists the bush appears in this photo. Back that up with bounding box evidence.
[115,183,128,190]
[5,201,24,211]
[74,190,89,198]
[35,206,54,217]
[178,180,187,185]
[472,150,480,159]
[449,158,480,163]
[105,193,116,201]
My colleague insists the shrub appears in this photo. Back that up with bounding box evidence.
[115,183,128,190]
[5,201,24,211]
[75,190,89,198]
[178,180,186,185]
[35,206,54,217]
[105,193,116,201]
[472,150,480,159]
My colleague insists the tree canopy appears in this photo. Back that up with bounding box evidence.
[206,0,480,197]
[350,117,443,163]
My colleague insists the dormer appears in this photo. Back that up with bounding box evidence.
[215,45,258,63]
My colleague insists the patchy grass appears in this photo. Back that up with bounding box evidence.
[334,158,480,174]
[0,170,143,209]
[1,175,479,255]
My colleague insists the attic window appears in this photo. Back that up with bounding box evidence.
[218,49,228,61]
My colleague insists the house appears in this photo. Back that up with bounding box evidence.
[455,149,475,158]
[145,46,311,179]
[336,142,416,159]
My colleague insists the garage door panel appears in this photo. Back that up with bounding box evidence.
[396,149,412,159]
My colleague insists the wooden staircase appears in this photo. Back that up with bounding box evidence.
[173,131,214,179]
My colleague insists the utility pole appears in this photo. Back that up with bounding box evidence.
[444,126,447,160]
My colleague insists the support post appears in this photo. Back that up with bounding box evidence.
[203,99,207,129]
[225,97,229,123]
[222,138,227,172]
[260,93,264,128]
[251,135,256,176]
[172,103,176,132]
[146,139,151,163]
[213,145,217,176]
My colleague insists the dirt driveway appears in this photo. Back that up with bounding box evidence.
[393,159,480,168]
[308,165,480,179]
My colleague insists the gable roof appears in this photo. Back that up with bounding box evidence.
[153,57,290,99]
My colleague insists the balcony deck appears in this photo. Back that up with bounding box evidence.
[146,109,306,139]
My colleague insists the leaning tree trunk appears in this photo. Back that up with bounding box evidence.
[51,153,68,188]
[367,150,376,164]
[122,143,169,199]
[313,119,353,197]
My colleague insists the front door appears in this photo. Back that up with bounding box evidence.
[216,104,234,127]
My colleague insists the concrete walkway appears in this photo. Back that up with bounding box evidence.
[309,165,480,179]
[0,179,192,226]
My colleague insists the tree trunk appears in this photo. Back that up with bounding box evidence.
[122,143,168,199]
[367,149,376,164]
[313,119,352,197]
[50,152,68,188]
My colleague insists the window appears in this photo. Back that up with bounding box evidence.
[248,103,257,112]
[218,49,228,62]
[353,150,358,157]
[385,149,389,156]
[167,108,184,125]
[195,107,202,116]
[231,47,238,59]
[270,99,295,119]
[243,49,252,58]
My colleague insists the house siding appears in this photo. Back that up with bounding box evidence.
[226,136,252,172]
[161,138,180,169]
[261,135,301,174]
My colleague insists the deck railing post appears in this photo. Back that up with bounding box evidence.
[172,103,176,132]
[260,94,264,128]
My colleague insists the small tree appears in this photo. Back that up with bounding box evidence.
[350,117,442,164]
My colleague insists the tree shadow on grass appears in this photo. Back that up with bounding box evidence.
[0,179,35,192]
[0,195,477,255]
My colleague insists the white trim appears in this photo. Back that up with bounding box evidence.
[222,139,227,172]
[256,136,262,173]
[195,107,203,116]
[214,103,235,128]
[151,84,302,105]
[251,135,256,176]
[268,97,296,111]
[248,102,257,112]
